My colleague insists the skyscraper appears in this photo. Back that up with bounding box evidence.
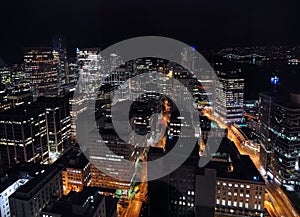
[24,47,59,97]
[258,92,274,173]
[76,48,102,99]
[260,92,300,191]
[0,103,48,173]
[37,96,72,160]
[214,70,244,124]
[52,36,69,86]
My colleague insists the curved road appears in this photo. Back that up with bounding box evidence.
[203,111,299,217]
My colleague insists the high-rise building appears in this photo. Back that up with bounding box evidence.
[181,46,198,73]
[0,67,11,87]
[180,47,214,107]
[87,122,133,190]
[24,47,59,97]
[52,36,69,86]
[11,65,28,90]
[69,93,88,140]
[37,96,72,160]
[214,70,244,124]
[68,62,80,84]
[258,92,274,173]
[0,95,72,173]
[0,83,11,111]
[0,162,62,217]
[0,103,48,173]
[0,65,33,111]
[76,48,102,99]
[259,92,300,191]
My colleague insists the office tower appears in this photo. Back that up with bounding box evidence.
[52,36,69,86]
[0,103,48,173]
[258,92,274,173]
[181,46,198,73]
[171,67,198,113]
[180,47,215,107]
[214,70,244,124]
[169,111,199,138]
[195,69,215,107]
[11,65,28,89]
[1,65,33,110]
[0,162,62,217]
[24,47,59,97]
[69,93,88,140]
[76,48,102,99]
[41,187,118,217]
[260,92,300,191]
[68,61,80,84]
[244,100,260,117]
[87,116,134,190]
[0,83,11,111]
[109,53,123,72]
[0,67,11,87]
[37,96,72,160]
[148,137,265,217]
[77,58,132,190]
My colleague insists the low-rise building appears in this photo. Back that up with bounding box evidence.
[41,187,118,217]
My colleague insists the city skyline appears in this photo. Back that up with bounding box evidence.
[1,1,300,217]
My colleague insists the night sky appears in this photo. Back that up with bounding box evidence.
[0,0,300,64]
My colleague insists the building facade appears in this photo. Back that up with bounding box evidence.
[148,137,265,217]
[0,163,62,217]
[214,71,244,124]
[24,48,59,97]
[37,96,72,159]
[0,104,48,173]
[61,151,91,195]
[260,92,300,190]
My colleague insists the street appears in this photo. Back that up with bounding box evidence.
[203,110,299,217]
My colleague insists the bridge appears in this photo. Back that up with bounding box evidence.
[223,53,266,60]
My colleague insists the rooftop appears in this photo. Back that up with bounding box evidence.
[199,137,264,184]
[42,187,118,217]
[54,147,89,170]
[0,101,44,120]
[0,163,59,197]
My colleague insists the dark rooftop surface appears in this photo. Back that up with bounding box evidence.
[0,162,59,198]
[54,146,89,170]
[105,195,119,217]
[150,136,264,184]
[200,137,264,184]
[203,155,264,184]
[261,92,300,109]
[42,187,118,217]
[239,127,257,140]
[284,190,300,215]
[0,101,44,120]
[64,187,104,206]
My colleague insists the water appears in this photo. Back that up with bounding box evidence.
[228,60,300,100]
